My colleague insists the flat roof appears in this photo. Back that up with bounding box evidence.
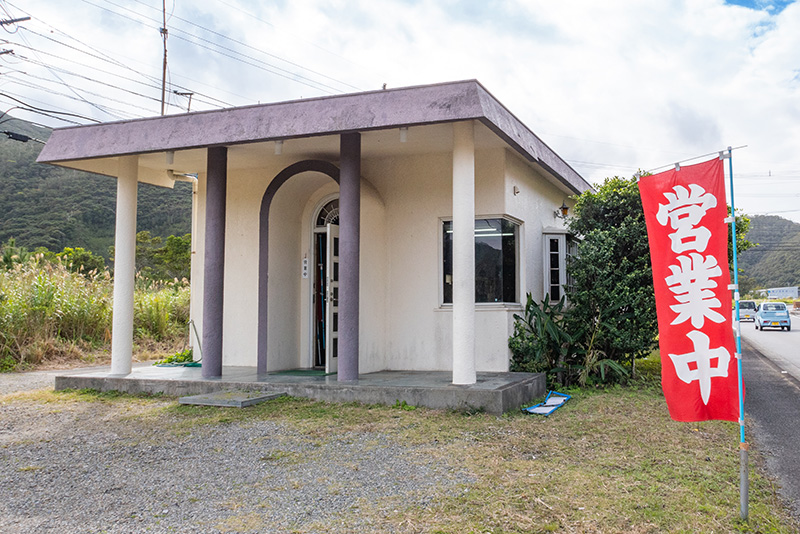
[37,80,591,194]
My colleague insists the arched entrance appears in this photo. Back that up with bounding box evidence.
[258,160,339,374]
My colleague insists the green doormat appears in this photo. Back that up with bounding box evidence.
[271,368,336,376]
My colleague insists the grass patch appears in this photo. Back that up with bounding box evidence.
[6,385,797,533]
[390,386,793,534]
[58,388,167,401]
[0,388,169,407]
[214,512,268,532]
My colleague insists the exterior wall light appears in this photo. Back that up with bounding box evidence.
[554,201,569,219]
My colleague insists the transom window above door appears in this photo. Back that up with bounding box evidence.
[315,199,339,227]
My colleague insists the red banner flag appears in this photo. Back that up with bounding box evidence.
[639,158,740,422]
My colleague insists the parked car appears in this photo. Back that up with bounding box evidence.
[739,300,757,321]
[755,302,792,331]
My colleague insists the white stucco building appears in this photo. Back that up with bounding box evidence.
[38,80,592,385]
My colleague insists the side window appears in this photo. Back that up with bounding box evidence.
[442,218,519,304]
[547,237,561,301]
[544,233,576,304]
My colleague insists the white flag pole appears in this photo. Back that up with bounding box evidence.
[724,146,748,521]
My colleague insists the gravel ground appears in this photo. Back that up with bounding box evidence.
[0,369,60,396]
[0,371,473,533]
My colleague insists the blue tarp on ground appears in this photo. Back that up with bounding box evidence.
[523,390,571,416]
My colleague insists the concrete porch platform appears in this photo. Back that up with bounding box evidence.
[54,365,546,415]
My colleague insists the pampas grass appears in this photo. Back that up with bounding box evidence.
[0,257,190,371]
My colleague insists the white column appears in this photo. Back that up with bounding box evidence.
[110,155,138,375]
[452,121,476,385]
[188,177,199,353]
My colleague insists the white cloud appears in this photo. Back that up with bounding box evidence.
[6,0,800,221]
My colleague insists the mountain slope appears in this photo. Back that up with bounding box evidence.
[738,214,800,288]
[0,118,192,257]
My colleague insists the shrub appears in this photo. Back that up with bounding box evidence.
[509,294,630,387]
[509,294,576,374]
[153,347,194,366]
[566,177,658,367]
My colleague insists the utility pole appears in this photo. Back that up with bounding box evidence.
[160,0,168,115]
[173,90,194,112]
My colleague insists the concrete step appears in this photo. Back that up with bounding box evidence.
[179,390,287,408]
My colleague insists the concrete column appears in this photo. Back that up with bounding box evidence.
[202,146,227,378]
[338,133,361,381]
[452,121,476,385]
[188,178,199,355]
[110,155,138,376]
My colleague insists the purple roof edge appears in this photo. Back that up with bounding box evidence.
[37,79,591,194]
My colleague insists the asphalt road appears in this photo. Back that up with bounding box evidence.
[740,316,800,521]
[741,313,800,380]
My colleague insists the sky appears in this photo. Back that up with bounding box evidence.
[1,0,799,222]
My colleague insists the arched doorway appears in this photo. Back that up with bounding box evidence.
[258,160,339,374]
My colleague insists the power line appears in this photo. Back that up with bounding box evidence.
[5,38,189,106]
[128,0,362,93]
[2,72,149,119]
[737,193,800,198]
[0,11,28,34]
[13,27,235,110]
[14,53,170,107]
[0,91,101,123]
[2,0,362,127]
[6,0,237,111]
[0,101,83,125]
[10,13,113,119]
[2,129,45,143]
[78,0,347,95]
[0,114,51,130]
[566,159,639,171]
[736,170,800,176]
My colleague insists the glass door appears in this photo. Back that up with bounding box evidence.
[325,223,339,374]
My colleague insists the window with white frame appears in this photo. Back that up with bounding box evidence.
[543,232,577,303]
[442,218,519,304]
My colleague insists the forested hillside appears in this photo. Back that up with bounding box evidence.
[738,214,800,288]
[4,116,798,290]
[0,118,192,258]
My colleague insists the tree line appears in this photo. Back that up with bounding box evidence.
[0,118,192,261]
